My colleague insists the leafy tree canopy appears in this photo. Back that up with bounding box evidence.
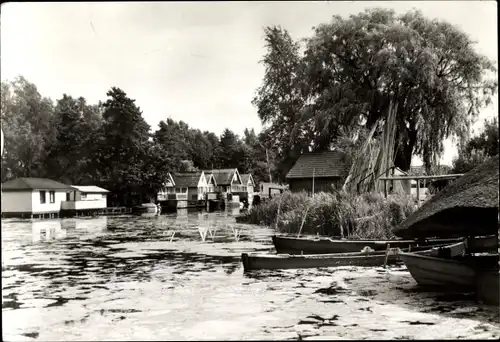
[253,8,497,178]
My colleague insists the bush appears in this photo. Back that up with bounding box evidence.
[236,190,417,240]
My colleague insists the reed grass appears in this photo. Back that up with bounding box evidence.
[236,190,417,240]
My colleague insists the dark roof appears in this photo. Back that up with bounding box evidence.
[202,169,239,185]
[285,150,350,179]
[173,172,203,188]
[241,174,255,186]
[393,155,499,239]
[2,177,73,191]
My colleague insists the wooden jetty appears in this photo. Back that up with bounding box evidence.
[60,206,132,218]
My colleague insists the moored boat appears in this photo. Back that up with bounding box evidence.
[392,156,499,301]
[241,244,443,272]
[272,234,470,255]
[131,203,159,216]
[399,251,499,290]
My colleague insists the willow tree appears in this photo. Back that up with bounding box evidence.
[303,8,497,171]
[254,9,497,174]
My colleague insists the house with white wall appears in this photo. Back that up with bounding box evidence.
[1,177,73,218]
[203,168,245,203]
[241,174,256,194]
[157,173,176,201]
[61,185,109,211]
[172,171,208,201]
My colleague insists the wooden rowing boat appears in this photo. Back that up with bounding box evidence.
[272,235,460,254]
[399,240,499,291]
[271,234,497,255]
[131,203,159,216]
[400,252,499,289]
[241,245,441,272]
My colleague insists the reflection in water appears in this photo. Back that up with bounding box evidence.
[31,220,66,243]
[62,216,107,233]
[2,211,500,341]
[229,206,240,217]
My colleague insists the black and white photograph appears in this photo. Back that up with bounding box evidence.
[1,1,499,340]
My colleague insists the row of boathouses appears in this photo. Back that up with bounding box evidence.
[0,168,261,218]
[157,168,257,209]
[1,149,446,218]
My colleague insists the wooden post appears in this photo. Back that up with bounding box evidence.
[416,179,420,205]
[383,243,391,268]
[385,167,390,197]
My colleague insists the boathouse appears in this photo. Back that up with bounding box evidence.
[1,177,73,218]
[285,150,350,194]
[204,172,217,193]
[172,171,208,201]
[241,174,256,194]
[157,173,176,201]
[203,168,245,203]
[240,173,256,202]
[60,185,109,216]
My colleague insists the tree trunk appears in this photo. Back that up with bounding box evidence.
[394,129,417,171]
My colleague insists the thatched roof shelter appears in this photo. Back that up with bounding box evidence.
[393,155,499,239]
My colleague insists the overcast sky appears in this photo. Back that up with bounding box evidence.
[1,1,497,165]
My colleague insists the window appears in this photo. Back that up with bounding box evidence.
[49,191,55,203]
[81,193,87,200]
[66,192,70,201]
[40,191,46,204]
[102,194,106,198]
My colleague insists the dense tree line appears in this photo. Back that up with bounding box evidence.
[1,77,275,206]
[3,9,497,206]
[253,8,497,179]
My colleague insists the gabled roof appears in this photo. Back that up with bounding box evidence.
[71,185,109,193]
[163,173,176,187]
[241,174,255,187]
[202,168,241,185]
[285,150,350,179]
[204,173,216,186]
[393,155,499,239]
[2,177,73,191]
[173,172,204,188]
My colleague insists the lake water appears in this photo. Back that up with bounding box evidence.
[2,209,499,340]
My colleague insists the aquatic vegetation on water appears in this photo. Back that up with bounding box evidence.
[2,213,499,340]
[236,191,416,239]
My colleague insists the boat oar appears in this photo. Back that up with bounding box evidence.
[275,194,283,231]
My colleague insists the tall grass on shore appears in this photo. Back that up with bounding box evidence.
[236,191,416,240]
